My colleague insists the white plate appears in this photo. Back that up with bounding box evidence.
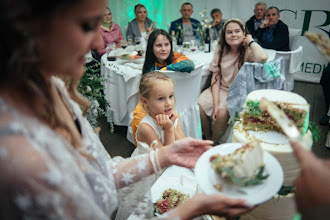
[117,56,145,64]
[194,143,283,205]
[247,130,289,145]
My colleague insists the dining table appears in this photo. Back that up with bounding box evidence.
[100,51,215,127]
[100,49,277,127]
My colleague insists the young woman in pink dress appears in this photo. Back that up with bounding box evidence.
[198,18,268,143]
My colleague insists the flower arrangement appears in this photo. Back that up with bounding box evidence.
[78,58,114,133]
[197,8,210,42]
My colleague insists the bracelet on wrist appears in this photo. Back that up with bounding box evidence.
[248,41,256,47]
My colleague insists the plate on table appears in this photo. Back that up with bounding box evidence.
[151,176,197,203]
[194,143,283,205]
[117,54,145,64]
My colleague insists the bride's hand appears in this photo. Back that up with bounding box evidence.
[159,138,213,169]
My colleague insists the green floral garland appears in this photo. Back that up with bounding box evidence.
[78,59,114,133]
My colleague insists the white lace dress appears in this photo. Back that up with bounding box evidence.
[0,82,177,219]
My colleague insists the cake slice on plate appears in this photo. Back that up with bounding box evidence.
[210,142,268,187]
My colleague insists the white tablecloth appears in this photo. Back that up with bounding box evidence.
[101,54,144,126]
[101,49,278,127]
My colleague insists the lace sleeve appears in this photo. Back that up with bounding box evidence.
[0,134,109,220]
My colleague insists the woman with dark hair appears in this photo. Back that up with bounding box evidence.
[132,29,195,146]
[142,29,194,73]
[198,18,268,143]
[0,0,253,219]
[126,4,153,41]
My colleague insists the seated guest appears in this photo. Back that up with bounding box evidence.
[198,19,268,143]
[97,7,124,57]
[169,2,200,42]
[319,63,330,125]
[246,2,267,39]
[126,4,153,42]
[254,6,290,51]
[132,29,195,146]
[209,8,227,41]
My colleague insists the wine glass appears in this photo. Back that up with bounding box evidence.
[127,35,133,45]
[106,42,116,61]
[190,40,197,53]
[120,40,128,49]
[134,37,141,45]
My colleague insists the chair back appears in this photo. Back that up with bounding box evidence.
[275,46,303,91]
[289,28,302,51]
[161,64,203,112]
[160,64,203,138]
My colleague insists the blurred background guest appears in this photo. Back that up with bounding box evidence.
[209,8,227,41]
[319,63,330,126]
[126,4,153,43]
[254,6,290,51]
[97,7,124,57]
[132,29,195,146]
[169,2,200,42]
[246,2,267,39]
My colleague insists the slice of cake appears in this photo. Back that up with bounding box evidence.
[210,142,268,187]
[241,89,310,135]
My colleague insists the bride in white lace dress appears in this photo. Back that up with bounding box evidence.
[0,0,253,219]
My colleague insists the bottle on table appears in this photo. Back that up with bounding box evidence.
[204,24,211,53]
[171,30,177,52]
[177,26,183,46]
[177,26,183,53]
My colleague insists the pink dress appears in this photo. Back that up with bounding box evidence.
[198,46,255,117]
[97,23,124,56]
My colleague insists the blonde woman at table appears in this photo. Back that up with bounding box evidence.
[97,6,124,57]
[132,29,195,146]
[131,71,185,157]
[0,0,254,219]
[126,4,153,42]
[198,18,268,143]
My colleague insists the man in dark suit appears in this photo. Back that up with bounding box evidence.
[169,2,200,42]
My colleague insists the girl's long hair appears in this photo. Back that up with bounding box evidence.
[211,18,247,88]
[0,0,89,148]
[142,29,174,74]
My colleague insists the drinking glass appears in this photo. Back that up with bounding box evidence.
[119,40,128,49]
[127,35,133,45]
[134,37,141,45]
[106,42,116,61]
[190,40,197,53]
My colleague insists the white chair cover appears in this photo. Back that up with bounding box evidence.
[126,64,203,144]
[226,58,286,120]
[275,46,303,91]
[288,28,302,51]
[162,64,203,139]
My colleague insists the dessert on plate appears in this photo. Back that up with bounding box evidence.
[210,142,268,187]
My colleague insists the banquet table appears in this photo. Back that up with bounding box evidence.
[100,49,277,127]
[100,51,213,127]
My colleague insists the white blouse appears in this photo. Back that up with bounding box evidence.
[0,78,175,219]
